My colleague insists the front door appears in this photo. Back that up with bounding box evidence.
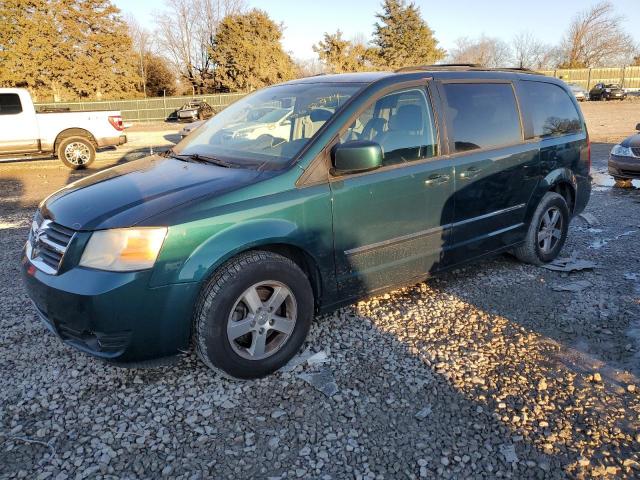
[437,81,540,261]
[330,85,455,297]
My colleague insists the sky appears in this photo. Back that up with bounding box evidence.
[113,0,640,60]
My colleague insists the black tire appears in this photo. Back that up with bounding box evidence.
[57,136,96,169]
[194,251,314,379]
[513,192,570,265]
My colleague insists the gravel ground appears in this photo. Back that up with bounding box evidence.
[0,121,639,478]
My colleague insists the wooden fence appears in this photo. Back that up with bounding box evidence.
[539,66,640,90]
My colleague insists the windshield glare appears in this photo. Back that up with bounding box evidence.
[175,83,362,169]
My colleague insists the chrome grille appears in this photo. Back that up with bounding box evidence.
[26,212,75,274]
[632,147,640,157]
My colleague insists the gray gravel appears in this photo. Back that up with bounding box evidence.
[1,141,639,479]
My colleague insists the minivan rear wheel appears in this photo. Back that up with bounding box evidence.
[513,192,569,265]
[193,251,314,379]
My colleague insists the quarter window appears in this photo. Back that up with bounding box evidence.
[441,83,522,152]
[341,88,438,166]
[0,94,22,115]
[519,81,583,138]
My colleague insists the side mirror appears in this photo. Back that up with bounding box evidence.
[636,123,640,131]
[332,141,383,175]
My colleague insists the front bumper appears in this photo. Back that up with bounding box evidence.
[609,154,640,179]
[21,250,200,362]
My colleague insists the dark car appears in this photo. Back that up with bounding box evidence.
[22,66,590,379]
[609,123,640,182]
[589,83,626,101]
[177,99,215,122]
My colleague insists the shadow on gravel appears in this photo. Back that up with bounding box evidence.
[351,264,639,478]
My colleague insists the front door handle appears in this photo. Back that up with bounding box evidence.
[459,167,483,180]
[424,174,450,186]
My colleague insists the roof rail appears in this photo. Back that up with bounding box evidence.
[395,64,543,75]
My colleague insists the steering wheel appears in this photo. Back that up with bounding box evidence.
[256,134,286,149]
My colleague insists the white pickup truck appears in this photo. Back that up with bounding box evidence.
[0,88,127,169]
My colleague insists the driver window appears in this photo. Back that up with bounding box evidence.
[340,88,438,166]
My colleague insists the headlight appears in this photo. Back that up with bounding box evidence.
[79,227,167,271]
[611,144,634,157]
[605,88,611,93]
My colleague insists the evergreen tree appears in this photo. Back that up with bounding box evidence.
[313,31,377,73]
[210,9,297,92]
[145,55,177,97]
[0,0,140,100]
[372,0,445,69]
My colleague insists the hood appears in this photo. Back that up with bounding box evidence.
[41,155,263,230]
[622,133,640,148]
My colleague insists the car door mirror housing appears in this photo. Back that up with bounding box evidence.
[332,141,383,175]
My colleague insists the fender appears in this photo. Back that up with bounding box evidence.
[150,217,334,293]
[524,167,577,223]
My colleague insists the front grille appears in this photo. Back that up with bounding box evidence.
[632,147,640,157]
[620,169,640,177]
[27,212,76,274]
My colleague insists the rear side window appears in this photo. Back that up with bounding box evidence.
[441,83,521,153]
[519,81,582,138]
[0,93,23,115]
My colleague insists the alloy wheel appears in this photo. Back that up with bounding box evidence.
[64,142,91,166]
[537,206,563,254]
[226,281,297,361]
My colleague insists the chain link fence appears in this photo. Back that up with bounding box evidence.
[34,93,247,123]
[33,67,640,122]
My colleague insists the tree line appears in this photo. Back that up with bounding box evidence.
[1,0,638,102]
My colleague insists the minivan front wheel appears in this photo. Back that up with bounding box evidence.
[194,251,314,379]
[513,192,569,265]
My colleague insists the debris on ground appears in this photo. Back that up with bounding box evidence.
[499,444,519,464]
[579,212,600,227]
[541,255,597,272]
[415,405,432,420]
[551,280,593,292]
[297,368,339,397]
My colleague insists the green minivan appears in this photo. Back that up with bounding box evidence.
[22,67,591,378]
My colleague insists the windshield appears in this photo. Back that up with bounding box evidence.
[174,82,362,170]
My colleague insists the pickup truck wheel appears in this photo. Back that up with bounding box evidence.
[194,251,313,379]
[57,136,95,169]
[513,192,569,265]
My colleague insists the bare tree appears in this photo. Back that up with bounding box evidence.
[449,35,512,68]
[558,1,635,68]
[126,15,154,97]
[512,31,550,69]
[155,0,245,94]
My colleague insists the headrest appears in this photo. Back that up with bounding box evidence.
[389,104,423,131]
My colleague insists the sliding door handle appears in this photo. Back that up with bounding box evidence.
[459,167,483,180]
[424,174,450,186]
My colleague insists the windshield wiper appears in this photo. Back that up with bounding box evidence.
[168,152,233,168]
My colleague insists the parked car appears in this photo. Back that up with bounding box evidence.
[22,67,591,379]
[567,83,588,101]
[214,107,293,142]
[177,100,215,122]
[609,123,640,182]
[589,83,626,101]
[0,88,126,169]
[179,120,205,139]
